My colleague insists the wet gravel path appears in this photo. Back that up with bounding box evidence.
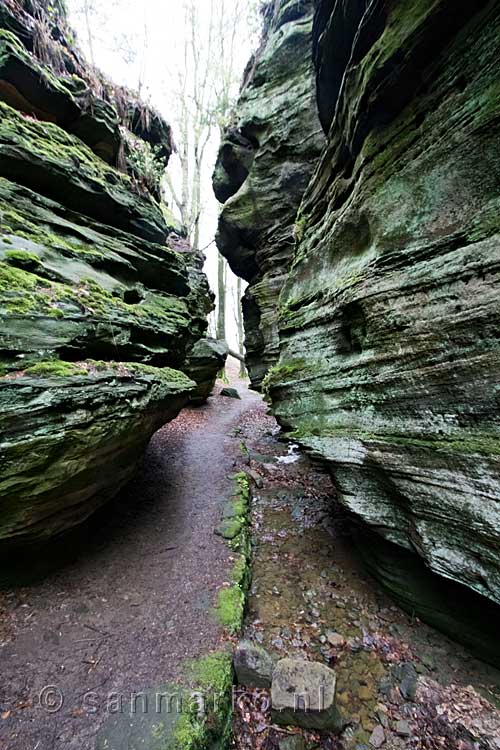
[0,380,259,750]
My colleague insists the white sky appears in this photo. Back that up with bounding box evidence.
[66,0,257,349]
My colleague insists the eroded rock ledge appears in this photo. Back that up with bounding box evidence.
[0,0,214,552]
[214,0,500,658]
[213,0,324,389]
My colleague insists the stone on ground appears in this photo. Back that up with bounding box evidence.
[220,387,241,399]
[369,725,386,748]
[234,640,274,688]
[271,658,342,731]
[95,685,183,750]
[278,735,306,750]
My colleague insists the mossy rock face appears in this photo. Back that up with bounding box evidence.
[0,5,213,554]
[213,0,324,389]
[265,0,500,610]
[0,363,195,550]
[0,29,79,124]
[0,179,204,372]
[0,100,166,243]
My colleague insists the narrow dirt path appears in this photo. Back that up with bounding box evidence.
[0,378,259,750]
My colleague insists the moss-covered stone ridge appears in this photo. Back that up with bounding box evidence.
[214,472,252,635]
[0,4,213,552]
[0,363,195,547]
[267,0,500,607]
[0,1,173,183]
[213,0,324,389]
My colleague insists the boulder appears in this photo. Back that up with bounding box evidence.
[271,658,342,731]
[186,337,228,405]
[220,387,241,400]
[234,640,274,688]
[0,365,194,548]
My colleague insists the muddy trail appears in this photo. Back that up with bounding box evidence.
[0,377,259,750]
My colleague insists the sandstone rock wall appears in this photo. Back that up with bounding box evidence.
[266,0,500,606]
[0,0,212,551]
[213,0,324,389]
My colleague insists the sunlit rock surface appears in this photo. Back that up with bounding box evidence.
[0,0,212,551]
[213,0,324,389]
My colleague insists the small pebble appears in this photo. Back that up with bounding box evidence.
[326,630,345,648]
[395,719,411,737]
[369,725,386,748]
[358,686,371,701]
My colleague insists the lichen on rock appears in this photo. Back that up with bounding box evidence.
[268,0,500,609]
[214,0,500,659]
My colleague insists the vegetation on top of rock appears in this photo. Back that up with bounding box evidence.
[214,472,252,635]
[171,651,234,750]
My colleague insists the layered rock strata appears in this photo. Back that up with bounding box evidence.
[266,0,500,607]
[215,0,500,659]
[0,0,212,550]
[213,0,324,388]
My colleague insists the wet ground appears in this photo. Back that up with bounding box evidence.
[0,374,259,750]
[1,372,500,750]
[234,405,500,750]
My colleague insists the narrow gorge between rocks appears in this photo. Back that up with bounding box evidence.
[0,1,499,749]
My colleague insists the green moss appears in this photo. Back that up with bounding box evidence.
[231,553,250,588]
[117,362,195,387]
[4,249,42,270]
[215,586,245,634]
[289,423,500,457]
[23,360,86,377]
[0,29,76,103]
[262,358,308,394]
[186,652,233,695]
[170,652,233,750]
[0,257,188,332]
[214,472,252,635]
[234,471,250,504]
[0,101,125,189]
[294,214,308,243]
[216,516,244,541]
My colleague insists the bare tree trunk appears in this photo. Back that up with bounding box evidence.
[83,0,95,66]
[216,252,227,341]
[236,276,246,377]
